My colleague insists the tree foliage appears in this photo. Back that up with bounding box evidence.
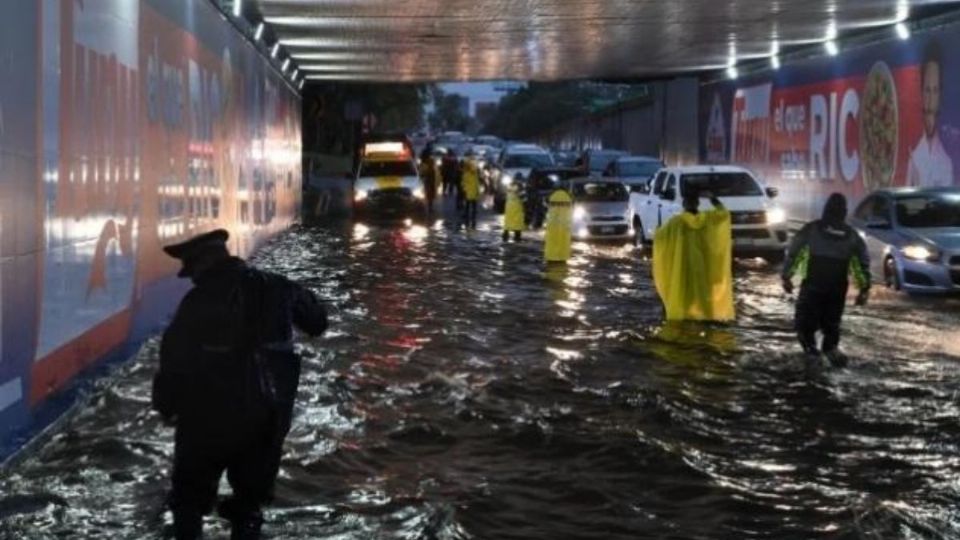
[482,82,641,140]
[427,88,475,133]
[303,83,431,155]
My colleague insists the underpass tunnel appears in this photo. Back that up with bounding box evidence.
[1,1,960,538]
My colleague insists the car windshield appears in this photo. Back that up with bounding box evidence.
[572,182,628,202]
[618,161,662,177]
[681,172,762,196]
[505,153,554,168]
[553,153,578,167]
[359,160,417,177]
[895,194,960,228]
[589,151,626,171]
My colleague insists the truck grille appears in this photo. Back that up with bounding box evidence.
[588,225,629,236]
[732,228,771,239]
[731,211,767,225]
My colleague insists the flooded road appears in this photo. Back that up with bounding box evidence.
[3,201,960,539]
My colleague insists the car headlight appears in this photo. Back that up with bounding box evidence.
[573,205,587,221]
[413,187,425,199]
[434,158,442,167]
[902,244,939,261]
[766,207,787,225]
[355,189,369,202]
[501,173,513,187]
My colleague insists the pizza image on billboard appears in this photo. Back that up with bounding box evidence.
[860,61,899,190]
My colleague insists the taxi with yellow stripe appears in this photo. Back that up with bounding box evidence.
[353,142,426,218]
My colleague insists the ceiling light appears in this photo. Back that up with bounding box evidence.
[254,22,264,41]
[298,80,304,89]
[895,22,910,40]
[271,43,280,58]
[824,40,839,56]
[292,69,299,79]
[826,23,838,41]
[232,0,242,17]
[771,55,781,69]
[726,65,738,79]
[896,1,910,22]
[282,58,291,72]
[771,41,780,55]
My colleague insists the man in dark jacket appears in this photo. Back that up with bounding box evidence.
[153,229,327,540]
[782,193,870,367]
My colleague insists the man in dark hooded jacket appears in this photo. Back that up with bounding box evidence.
[782,193,870,367]
[153,229,327,539]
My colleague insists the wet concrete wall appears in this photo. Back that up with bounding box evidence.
[536,78,701,165]
[0,0,301,460]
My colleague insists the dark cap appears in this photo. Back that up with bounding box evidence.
[163,229,229,277]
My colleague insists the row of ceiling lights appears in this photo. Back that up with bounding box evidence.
[233,0,305,89]
[726,8,912,80]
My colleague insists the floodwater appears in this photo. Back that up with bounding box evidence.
[2,201,960,539]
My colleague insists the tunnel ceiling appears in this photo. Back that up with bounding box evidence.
[254,0,960,82]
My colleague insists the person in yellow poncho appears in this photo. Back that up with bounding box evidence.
[544,188,573,263]
[502,183,525,241]
[653,188,734,321]
[460,154,481,230]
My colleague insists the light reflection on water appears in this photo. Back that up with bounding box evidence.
[2,207,960,539]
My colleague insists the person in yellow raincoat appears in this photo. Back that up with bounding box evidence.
[503,183,525,241]
[418,149,440,214]
[653,188,734,321]
[460,153,481,229]
[544,188,573,262]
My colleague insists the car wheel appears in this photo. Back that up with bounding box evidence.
[884,256,901,290]
[632,216,646,247]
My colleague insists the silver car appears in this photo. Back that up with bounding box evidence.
[568,179,633,241]
[850,187,960,293]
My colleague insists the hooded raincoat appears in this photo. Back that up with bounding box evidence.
[653,207,734,321]
[504,184,525,232]
[544,189,573,262]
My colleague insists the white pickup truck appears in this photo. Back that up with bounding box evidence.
[630,165,789,262]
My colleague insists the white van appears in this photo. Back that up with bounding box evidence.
[631,165,789,261]
[353,142,425,219]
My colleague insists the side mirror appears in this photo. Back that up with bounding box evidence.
[766,186,779,199]
[661,187,676,201]
[866,219,892,229]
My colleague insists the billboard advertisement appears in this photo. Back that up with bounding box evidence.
[1,0,301,458]
[700,20,960,221]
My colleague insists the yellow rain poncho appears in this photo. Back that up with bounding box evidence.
[653,208,734,321]
[504,185,525,232]
[544,189,573,263]
[461,159,481,201]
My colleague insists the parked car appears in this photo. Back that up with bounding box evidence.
[522,167,582,228]
[632,165,788,261]
[579,149,628,178]
[850,187,960,293]
[567,179,633,241]
[603,156,664,189]
[491,145,555,212]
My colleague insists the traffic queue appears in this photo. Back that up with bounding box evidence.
[349,134,960,300]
